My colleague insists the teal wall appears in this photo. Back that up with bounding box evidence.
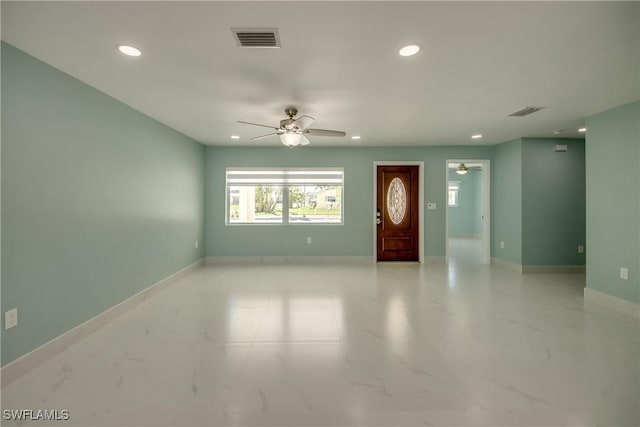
[522,138,586,266]
[491,137,587,267]
[1,43,205,365]
[585,101,640,304]
[491,139,522,264]
[205,146,494,258]
[448,169,482,237]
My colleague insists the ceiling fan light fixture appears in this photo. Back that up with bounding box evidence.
[456,163,469,175]
[239,108,345,147]
[399,44,421,57]
[280,132,302,148]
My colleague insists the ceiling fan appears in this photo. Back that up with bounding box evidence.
[449,163,483,175]
[238,108,346,148]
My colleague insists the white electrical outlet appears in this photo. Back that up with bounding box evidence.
[620,267,629,280]
[5,308,18,330]
[307,237,312,244]
[500,241,505,249]
[427,202,437,210]
[578,245,584,254]
[195,240,199,249]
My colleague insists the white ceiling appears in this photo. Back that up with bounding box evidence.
[2,1,638,147]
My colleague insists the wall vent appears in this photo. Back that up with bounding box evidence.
[508,106,545,117]
[555,144,568,152]
[232,28,280,48]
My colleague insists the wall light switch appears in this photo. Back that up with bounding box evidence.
[578,245,584,254]
[195,240,199,249]
[307,237,312,244]
[427,202,437,210]
[5,308,18,330]
[500,241,505,249]
[620,267,629,280]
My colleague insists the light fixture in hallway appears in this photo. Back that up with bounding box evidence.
[456,163,468,175]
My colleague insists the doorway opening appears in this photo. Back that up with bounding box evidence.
[446,159,490,265]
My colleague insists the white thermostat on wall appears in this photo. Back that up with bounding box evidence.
[427,202,437,210]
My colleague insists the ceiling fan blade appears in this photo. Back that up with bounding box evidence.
[300,135,311,146]
[238,120,279,130]
[250,132,280,141]
[291,115,315,130]
[305,129,346,137]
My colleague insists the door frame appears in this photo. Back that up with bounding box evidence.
[373,161,424,263]
[445,159,491,264]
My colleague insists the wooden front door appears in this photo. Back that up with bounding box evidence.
[376,166,419,261]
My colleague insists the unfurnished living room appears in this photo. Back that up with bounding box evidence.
[1,1,639,426]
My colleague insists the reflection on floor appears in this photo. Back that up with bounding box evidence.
[2,262,638,426]
[449,236,484,264]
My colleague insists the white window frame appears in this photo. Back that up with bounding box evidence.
[225,167,344,225]
[448,181,460,207]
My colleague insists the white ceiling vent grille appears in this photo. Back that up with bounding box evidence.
[232,28,280,48]
[508,106,545,117]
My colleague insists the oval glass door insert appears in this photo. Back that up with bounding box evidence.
[387,177,407,225]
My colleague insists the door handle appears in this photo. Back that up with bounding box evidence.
[376,218,381,225]
[376,208,381,225]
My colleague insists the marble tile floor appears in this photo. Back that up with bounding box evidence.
[448,237,484,265]
[2,261,638,426]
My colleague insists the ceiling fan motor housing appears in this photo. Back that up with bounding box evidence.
[280,118,297,130]
[284,108,298,118]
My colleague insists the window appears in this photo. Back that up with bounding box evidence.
[226,168,344,224]
[448,181,460,207]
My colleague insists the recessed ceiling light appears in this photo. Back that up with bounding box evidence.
[399,44,420,57]
[117,44,142,57]
[231,135,240,140]
[471,134,483,139]
[578,127,587,133]
[351,135,361,140]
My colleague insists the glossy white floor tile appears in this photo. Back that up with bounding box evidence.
[2,261,639,426]
[448,237,484,264]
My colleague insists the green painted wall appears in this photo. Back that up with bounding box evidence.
[522,138,586,266]
[448,169,482,237]
[205,146,493,258]
[1,43,205,365]
[585,101,640,304]
[491,139,522,264]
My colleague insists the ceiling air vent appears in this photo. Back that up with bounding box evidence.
[508,106,545,117]
[232,28,280,48]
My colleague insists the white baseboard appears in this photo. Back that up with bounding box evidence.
[491,257,523,273]
[584,288,640,319]
[1,258,205,388]
[206,256,373,265]
[522,265,586,274]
